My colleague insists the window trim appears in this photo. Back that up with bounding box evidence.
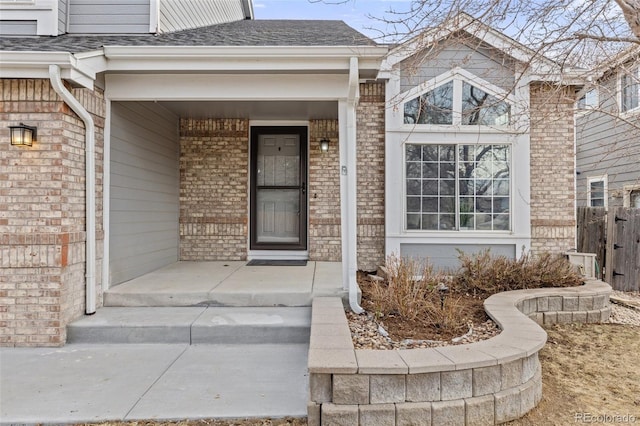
[619,65,640,116]
[575,88,598,114]
[587,175,608,208]
[400,67,515,130]
[403,142,513,233]
[623,184,640,208]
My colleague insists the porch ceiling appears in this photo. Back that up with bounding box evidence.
[158,100,338,120]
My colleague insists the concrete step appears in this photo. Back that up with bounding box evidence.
[67,307,311,345]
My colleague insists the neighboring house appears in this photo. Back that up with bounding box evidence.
[0,0,254,35]
[0,3,580,346]
[575,47,640,209]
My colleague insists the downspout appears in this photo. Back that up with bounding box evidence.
[49,64,97,315]
[347,57,363,314]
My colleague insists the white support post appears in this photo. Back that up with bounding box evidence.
[339,57,363,313]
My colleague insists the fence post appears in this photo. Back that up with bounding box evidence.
[605,208,615,285]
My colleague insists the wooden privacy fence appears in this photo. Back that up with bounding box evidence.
[577,206,640,291]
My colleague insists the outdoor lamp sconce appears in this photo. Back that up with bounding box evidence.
[9,123,37,147]
[319,138,330,153]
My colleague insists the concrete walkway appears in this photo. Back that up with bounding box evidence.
[104,261,344,307]
[0,342,309,424]
[0,261,334,424]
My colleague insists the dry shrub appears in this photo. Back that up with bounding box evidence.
[420,294,469,336]
[364,251,582,339]
[369,255,445,321]
[454,250,583,297]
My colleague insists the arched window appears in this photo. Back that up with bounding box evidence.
[402,71,512,127]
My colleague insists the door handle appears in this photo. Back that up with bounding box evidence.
[301,182,306,194]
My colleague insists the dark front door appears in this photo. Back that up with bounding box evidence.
[250,127,307,250]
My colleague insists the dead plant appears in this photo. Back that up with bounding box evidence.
[454,249,583,297]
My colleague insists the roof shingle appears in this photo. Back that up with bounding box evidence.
[0,19,376,52]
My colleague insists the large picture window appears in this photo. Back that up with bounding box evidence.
[406,143,510,231]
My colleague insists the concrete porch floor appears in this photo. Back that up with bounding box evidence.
[104,261,346,307]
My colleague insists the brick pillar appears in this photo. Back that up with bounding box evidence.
[529,83,576,254]
[309,119,342,261]
[0,79,105,347]
[179,118,249,260]
[356,82,385,271]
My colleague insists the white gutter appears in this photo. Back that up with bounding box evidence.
[0,51,98,89]
[49,64,97,315]
[345,57,363,314]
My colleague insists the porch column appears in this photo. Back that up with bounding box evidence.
[339,57,363,313]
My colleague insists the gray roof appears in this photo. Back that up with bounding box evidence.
[0,20,376,52]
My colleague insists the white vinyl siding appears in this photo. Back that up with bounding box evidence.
[158,0,245,33]
[68,0,150,34]
[110,102,180,286]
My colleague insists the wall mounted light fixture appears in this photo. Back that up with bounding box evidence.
[319,138,330,153]
[9,123,37,147]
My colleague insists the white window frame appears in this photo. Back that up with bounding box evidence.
[576,88,598,113]
[587,175,608,208]
[623,184,640,208]
[0,0,56,35]
[619,65,640,115]
[403,142,512,232]
[398,67,516,132]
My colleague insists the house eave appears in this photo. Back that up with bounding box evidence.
[102,45,388,77]
[0,51,98,88]
[379,12,582,84]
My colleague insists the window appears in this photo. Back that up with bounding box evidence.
[404,81,453,124]
[577,89,598,110]
[621,66,639,113]
[404,77,511,126]
[631,190,640,208]
[623,185,640,208]
[406,144,510,231]
[461,82,511,125]
[588,176,607,207]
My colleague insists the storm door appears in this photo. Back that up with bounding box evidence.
[250,127,308,250]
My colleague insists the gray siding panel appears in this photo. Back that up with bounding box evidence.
[110,101,179,286]
[68,0,150,34]
[158,0,244,33]
[576,72,640,207]
[0,20,37,36]
[58,0,68,34]
[400,41,516,93]
[400,243,516,271]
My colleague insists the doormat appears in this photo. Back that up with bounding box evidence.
[246,260,307,266]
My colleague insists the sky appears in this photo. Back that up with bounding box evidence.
[253,0,413,39]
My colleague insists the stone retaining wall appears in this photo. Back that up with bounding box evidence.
[308,279,612,425]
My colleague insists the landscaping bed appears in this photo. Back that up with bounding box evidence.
[350,251,583,349]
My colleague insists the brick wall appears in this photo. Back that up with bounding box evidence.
[356,83,385,271]
[179,118,249,260]
[309,119,342,261]
[529,83,576,254]
[0,79,105,347]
